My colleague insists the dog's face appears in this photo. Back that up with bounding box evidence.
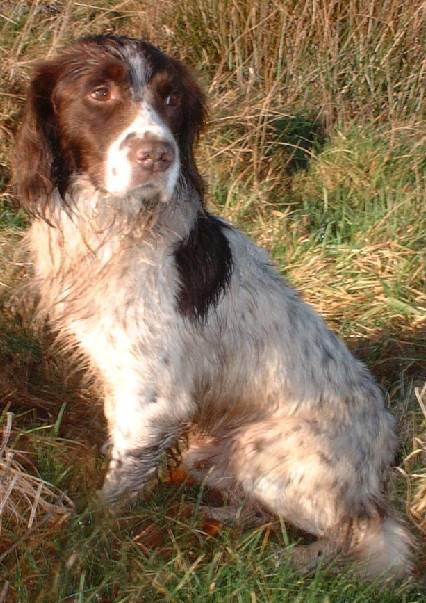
[15,35,205,213]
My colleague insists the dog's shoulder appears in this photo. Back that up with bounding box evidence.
[174,211,233,322]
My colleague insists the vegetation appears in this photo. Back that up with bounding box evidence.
[0,1,425,601]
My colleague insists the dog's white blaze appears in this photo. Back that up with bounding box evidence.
[104,102,180,198]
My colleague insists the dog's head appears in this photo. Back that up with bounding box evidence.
[14,35,206,216]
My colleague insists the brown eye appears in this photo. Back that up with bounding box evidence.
[90,85,111,101]
[165,93,179,107]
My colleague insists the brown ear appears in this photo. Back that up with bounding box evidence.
[175,61,206,198]
[14,61,69,217]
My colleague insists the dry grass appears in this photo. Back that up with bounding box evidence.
[0,412,73,537]
[0,0,425,599]
[170,0,426,194]
[404,384,426,537]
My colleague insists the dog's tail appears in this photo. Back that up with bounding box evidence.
[350,513,414,580]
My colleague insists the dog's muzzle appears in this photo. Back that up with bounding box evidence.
[104,104,180,199]
[125,134,175,190]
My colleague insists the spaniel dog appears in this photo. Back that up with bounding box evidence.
[14,35,412,579]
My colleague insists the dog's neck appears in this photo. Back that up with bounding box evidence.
[45,174,202,248]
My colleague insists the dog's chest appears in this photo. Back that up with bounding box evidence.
[29,217,180,336]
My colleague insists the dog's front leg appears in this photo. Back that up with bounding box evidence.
[101,386,192,503]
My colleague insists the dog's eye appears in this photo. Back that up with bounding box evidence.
[89,85,111,101]
[165,93,179,107]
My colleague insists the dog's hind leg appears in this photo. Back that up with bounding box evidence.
[227,414,413,579]
[181,430,272,527]
[181,431,236,492]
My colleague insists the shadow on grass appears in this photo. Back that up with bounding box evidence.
[268,112,327,174]
[348,323,426,386]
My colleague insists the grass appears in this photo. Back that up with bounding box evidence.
[0,0,425,601]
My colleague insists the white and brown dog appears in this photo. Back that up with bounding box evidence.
[14,35,412,579]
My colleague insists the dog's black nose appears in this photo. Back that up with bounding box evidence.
[128,137,175,173]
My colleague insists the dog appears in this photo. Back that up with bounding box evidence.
[14,34,413,579]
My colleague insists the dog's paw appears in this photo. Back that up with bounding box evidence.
[275,539,337,575]
[100,438,113,456]
[101,454,158,504]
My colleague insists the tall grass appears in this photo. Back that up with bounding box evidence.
[168,0,426,194]
[173,0,425,120]
[0,1,425,600]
